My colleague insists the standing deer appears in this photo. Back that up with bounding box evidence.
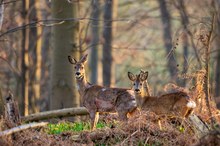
[68,54,137,130]
[128,71,196,118]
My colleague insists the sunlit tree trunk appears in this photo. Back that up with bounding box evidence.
[50,0,79,110]
[158,0,177,81]
[32,0,42,113]
[102,0,113,87]
[89,0,100,84]
[21,0,30,116]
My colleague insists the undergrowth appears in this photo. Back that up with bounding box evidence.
[46,121,111,134]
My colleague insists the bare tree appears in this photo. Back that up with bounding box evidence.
[0,0,4,31]
[215,0,220,98]
[174,0,189,86]
[89,0,100,84]
[32,0,42,113]
[102,0,113,87]
[50,0,79,110]
[158,0,177,81]
[21,0,30,116]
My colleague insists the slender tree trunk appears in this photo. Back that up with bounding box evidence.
[89,0,100,84]
[176,0,189,86]
[32,0,42,113]
[21,0,30,116]
[102,0,113,87]
[215,0,220,98]
[0,0,5,114]
[41,0,51,111]
[158,0,177,81]
[202,12,215,124]
[111,0,118,87]
[50,0,79,110]
[0,0,4,31]
[215,47,220,98]
[0,88,4,115]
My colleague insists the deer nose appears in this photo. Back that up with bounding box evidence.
[135,89,140,92]
[76,72,81,76]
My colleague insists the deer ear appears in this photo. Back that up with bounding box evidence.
[128,72,136,81]
[80,54,88,63]
[140,71,148,81]
[68,56,77,64]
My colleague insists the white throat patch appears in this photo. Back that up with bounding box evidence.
[76,84,80,90]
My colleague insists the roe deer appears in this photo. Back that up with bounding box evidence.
[68,54,137,130]
[128,71,196,118]
[139,69,151,96]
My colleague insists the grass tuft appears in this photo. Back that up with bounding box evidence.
[47,121,110,134]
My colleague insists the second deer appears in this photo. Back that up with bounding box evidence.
[128,71,196,118]
[68,54,137,130]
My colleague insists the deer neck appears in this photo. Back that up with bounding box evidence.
[143,80,151,96]
[134,90,147,108]
[76,76,91,96]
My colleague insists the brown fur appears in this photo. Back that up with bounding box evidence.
[128,71,196,118]
[68,54,137,130]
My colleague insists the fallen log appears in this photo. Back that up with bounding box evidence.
[22,107,89,122]
[0,122,48,137]
[189,114,210,138]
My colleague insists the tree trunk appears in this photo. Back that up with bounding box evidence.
[21,0,30,116]
[31,0,42,113]
[215,0,220,98]
[41,0,51,111]
[50,0,79,110]
[0,0,4,31]
[22,107,88,122]
[158,0,177,81]
[89,0,100,84]
[102,0,113,87]
[176,0,189,86]
[0,88,4,115]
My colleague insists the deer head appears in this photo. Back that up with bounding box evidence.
[128,71,148,94]
[68,54,88,79]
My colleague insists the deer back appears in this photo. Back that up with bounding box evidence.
[142,92,190,116]
[82,85,135,112]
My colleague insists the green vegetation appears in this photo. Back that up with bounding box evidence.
[47,121,110,134]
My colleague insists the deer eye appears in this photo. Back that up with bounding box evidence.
[140,83,142,86]
[133,83,135,86]
[74,66,77,69]
[81,66,84,69]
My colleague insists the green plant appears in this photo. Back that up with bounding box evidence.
[46,121,110,134]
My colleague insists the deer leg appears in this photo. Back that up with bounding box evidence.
[94,112,99,129]
[158,119,162,130]
[89,110,98,130]
[118,111,128,121]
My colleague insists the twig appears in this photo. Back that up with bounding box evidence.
[0,122,48,137]
[121,130,138,145]
[0,17,134,38]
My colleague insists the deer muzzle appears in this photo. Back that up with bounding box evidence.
[134,89,141,93]
[75,72,83,79]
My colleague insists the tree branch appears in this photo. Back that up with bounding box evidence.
[0,122,48,137]
[22,107,88,122]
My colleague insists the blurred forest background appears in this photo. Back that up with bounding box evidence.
[0,0,220,116]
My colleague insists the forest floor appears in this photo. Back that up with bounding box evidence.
[0,110,220,146]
